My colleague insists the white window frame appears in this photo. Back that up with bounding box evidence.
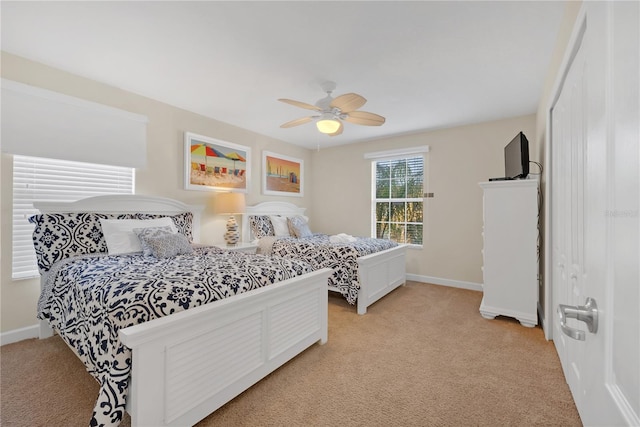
[366,146,428,246]
[12,155,135,279]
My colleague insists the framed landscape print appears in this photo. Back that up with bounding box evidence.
[184,132,250,193]
[262,151,303,197]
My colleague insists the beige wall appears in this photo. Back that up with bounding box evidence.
[310,115,537,285]
[0,52,313,333]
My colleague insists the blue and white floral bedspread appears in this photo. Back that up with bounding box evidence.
[268,234,398,305]
[38,246,312,427]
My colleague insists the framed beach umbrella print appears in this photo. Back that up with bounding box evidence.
[184,132,251,193]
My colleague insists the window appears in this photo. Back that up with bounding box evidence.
[372,155,424,245]
[12,155,134,279]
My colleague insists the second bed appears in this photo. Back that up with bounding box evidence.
[242,201,407,315]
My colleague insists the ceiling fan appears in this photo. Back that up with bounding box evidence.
[278,81,385,136]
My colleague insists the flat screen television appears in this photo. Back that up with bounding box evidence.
[504,132,530,179]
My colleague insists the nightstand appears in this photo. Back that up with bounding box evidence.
[215,242,258,254]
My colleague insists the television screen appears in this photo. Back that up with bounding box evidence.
[504,132,530,179]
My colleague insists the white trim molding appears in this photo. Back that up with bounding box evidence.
[0,324,39,346]
[364,145,430,160]
[407,274,483,292]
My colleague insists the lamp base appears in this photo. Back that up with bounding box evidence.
[224,215,240,246]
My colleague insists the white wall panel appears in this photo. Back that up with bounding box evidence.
[1,79,147,168]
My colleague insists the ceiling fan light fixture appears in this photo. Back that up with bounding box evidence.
[279,83,384,136]
[316,115,341,134]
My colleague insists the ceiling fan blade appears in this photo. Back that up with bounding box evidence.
[328,121,344,137]
[344,111,386,126]
[280,116,314,128]
[278,98,321,111]
[330,93,366,113]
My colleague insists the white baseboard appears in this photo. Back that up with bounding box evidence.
[0,324,39,346]
[406,274,483,292]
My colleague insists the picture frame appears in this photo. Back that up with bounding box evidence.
[262,151,304,197]
[184,132,250,193]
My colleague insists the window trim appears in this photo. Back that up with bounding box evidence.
[369,152,426,247]
[363,145,430,160]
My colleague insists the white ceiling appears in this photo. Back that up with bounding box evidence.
[1,1,566,150]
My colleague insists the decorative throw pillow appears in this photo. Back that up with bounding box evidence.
[28,211,194,273]
[136,212,194,242]
[287,215,312,238]
[269,216,291,237]
[28,212,136,273]
[139,231,194,258]
[133,226,176,256]
[249,215,275,239]
[100,218,178,255]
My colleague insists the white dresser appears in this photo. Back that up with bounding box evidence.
[479,179,539,327]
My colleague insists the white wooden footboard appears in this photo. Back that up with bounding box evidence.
[355,244,407,315]
[120,268,332,427]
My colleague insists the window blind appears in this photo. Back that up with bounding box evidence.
[12,155,134,279]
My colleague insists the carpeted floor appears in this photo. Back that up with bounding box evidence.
[0,281,582,426]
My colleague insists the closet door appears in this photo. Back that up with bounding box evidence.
[550,2,639,425]
[550,15,586,405]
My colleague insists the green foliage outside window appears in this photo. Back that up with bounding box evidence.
[374,156,423,245]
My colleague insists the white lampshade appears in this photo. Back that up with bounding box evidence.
[214,192,246,215]
[316,118,341,134]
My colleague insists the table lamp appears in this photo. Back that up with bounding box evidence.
[214,192,246,246]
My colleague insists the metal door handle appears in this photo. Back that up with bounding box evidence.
[557,297,598,341]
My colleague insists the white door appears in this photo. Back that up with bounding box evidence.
[550,13,586,404]
[551,2,640,425]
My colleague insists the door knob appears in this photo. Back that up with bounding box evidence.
[557,297,599,341]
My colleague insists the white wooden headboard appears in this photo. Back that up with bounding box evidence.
[34,194,204,242]
[241,201,306,243]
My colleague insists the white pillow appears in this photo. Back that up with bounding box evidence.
[269,215,291,237]
[100,218,178,255]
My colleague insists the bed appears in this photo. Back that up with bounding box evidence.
[241,201,407,315]
[31,195,331,427]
